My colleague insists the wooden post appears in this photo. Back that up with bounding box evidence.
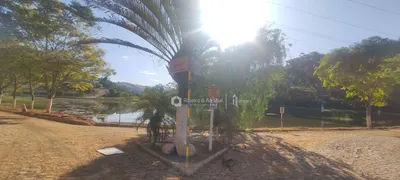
[280,107,284,129]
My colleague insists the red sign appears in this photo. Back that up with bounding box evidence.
[169,56,188,74]
[208,85,220,98]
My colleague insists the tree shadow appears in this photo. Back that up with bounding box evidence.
[61,137,179,180]
[191,133,369,180]
[0,121,19,125]
[0,116,27,120]
[0,116,26,125]
[61,133,367,180]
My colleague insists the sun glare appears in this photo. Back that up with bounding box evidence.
[200,0,269,49]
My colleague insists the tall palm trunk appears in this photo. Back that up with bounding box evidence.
[174,72,190,156]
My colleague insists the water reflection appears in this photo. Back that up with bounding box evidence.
[91,112,143,123]
[50,99,143,123]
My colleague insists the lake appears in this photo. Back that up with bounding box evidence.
[0,97,145,123]
[90,112,144,123]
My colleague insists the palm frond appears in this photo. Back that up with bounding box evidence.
[78,37,168,62]
[160,0,182,45]
[95,17,174,59]
[135,118,147,131]
[140,0,180,52]
[85,0,177,57]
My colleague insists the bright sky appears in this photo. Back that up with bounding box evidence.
[88,0,400,86]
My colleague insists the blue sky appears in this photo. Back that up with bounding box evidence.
[84,0,400,86]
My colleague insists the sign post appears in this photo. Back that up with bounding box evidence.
[208,85,220,152]
[280,107,285,128]
[169,56,190,166]
[321,103,324,128]
[209,103,216,152]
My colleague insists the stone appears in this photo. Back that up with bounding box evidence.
[175,142,196,156]
[21,104,28,113]
[162,143,175,154]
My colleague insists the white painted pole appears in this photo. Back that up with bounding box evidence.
[209,108,214,152]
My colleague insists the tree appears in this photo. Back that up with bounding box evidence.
[198,27,288,128]
[41,45,111,113]
[69,0,217,155]
[0,45,13,105]
[0,41,28,108]
[1,0,112,112]
[21,49,42,109]
[8,45,26,108]
[133,85,176,144]
[315,36,400,128]
[286,52,329,108]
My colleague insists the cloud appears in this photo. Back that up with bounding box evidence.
[122,56,129,60]
[140,71,157,75]
[150,78,160,82]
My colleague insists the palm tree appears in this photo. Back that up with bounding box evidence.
[69,0,218,155]
[133,85,175,144]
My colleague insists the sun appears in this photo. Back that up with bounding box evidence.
[200,0,270,49]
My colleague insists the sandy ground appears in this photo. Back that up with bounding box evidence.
[267,130,400,180]
[0,111,399,180]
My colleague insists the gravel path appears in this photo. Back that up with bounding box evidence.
[1,111,398,179]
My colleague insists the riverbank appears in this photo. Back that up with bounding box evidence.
[0,107,148,128]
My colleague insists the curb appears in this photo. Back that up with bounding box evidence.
[136,141,229,176]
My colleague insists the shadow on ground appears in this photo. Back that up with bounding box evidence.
[0,116,26,120]
[0,121,19,125]
[61,134,366,180]
[0,116,26,125]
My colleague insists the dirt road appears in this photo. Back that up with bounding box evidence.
[0,111,164,179]
[0,111,399,179]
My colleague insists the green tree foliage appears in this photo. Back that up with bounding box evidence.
[69,0,218,96]
[97,77,139,97]
[1,0,113,112]
[41,45,110,102]
[315,36,400,127]
[0,43,14,105]
[132,85,176,143]
[286,52,324,89]
[5,44,28,108]
[193,27,288,129]
[284,52,330,107]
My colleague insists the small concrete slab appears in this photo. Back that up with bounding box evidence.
[97,147,124,156]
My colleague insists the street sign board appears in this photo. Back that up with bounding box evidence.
[208,85,220,98]
[280,107,285,114]
[169,56,188,74]
[210,103,217,109]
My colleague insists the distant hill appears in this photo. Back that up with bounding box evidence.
[114,82,147,93]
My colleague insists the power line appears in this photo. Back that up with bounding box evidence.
[267,0,397,38]
[347,0,400,16]
[267,21,353,44]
